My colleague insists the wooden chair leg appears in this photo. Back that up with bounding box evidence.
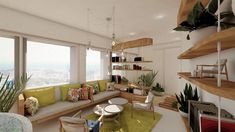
[225,65,229,80]
[151,103,155,120]
[131,104,133,118]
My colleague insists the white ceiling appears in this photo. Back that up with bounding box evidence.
[0,0,181,43]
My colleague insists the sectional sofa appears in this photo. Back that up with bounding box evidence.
[18,80,120,125]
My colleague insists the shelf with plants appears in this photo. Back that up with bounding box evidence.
[112,61,152,64]
[178,72,235,100]
[178,28,235,59]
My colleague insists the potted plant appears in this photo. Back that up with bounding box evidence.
[174,0,235,43]
[137,71,158,87]
[0,73,30,112]
[152,83,165,96]
[175,83,199,117]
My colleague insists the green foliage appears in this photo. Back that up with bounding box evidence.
[152,83,165,92]
[0,73,30,112]
[171,101,178,109]
[138,71,158,87]
[175,83,199,113]
[174,0,235,40]
[121,77,129,84]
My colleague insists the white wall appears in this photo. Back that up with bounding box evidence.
[0,6,111,49]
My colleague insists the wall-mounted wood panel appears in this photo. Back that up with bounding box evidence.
[112,38,153,51]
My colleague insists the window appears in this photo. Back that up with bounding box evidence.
[27,41,70,88]
[0,37,14,80]
[86,49,102,81]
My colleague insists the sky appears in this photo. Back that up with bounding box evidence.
[27,41,70,66]
[0,37,14,69]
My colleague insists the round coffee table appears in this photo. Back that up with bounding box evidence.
[104,104,123,124]
[108,97,128,105]
[93,103,113,116]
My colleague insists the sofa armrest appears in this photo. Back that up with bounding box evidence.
[18,94,25,115]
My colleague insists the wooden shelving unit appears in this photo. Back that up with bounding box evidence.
[113,69,152,72]
[112,61,152,64]
[178,28,235,59]
[178,72,235,100]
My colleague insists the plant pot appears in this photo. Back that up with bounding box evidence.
[188,26,217,45]
[152,91,165,96]
[179,109,188,118]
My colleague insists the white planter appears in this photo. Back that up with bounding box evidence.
[188,26,217,45]
[152,91,165,96]
[179,109,188,118]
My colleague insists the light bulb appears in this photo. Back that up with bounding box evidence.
[112,40,116,46]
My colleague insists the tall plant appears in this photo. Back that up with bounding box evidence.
[138,71,158,87]
[0,73,30,112]
[174,0,235,40]
[175,83,199,113]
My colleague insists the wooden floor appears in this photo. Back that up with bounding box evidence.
[181,116,190,132]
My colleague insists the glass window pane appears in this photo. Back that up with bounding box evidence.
[86,49,101,81]
[0,37,14,80]
[27,41,70,88]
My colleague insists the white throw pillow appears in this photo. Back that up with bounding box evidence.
[106,82,115,91]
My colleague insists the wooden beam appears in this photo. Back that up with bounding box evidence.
[177,0,210,25]
[112,38,153,51]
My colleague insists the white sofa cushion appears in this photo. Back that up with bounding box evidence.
[28,100,91,121]
[93,90,120,102]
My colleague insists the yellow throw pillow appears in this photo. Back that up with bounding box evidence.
[98,80,108,92]
[24,87,56,107]
[60,83,81,101]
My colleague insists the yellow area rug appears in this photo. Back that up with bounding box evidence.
[85,104,162,132]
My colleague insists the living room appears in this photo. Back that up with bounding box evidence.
[1,0,235,132]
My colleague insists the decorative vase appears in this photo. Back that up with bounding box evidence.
[188,26,217,45]
[179,109,188,118]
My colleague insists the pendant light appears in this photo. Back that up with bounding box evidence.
[87,8,92,51]
[112,6,116,46]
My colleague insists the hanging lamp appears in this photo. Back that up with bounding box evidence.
[112,6,116,46]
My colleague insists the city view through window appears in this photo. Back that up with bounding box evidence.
[27,41,70,88]
[86,49,102,81]
[0,37,14,80]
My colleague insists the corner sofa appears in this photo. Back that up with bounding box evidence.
[18,80,120,125]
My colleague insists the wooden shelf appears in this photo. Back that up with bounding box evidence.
[178,72,235,100]
[181,116,190,132]
[178,28,235,59]
[112,61,152,64]
[113,69,152,72]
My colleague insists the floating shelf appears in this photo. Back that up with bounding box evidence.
[178,72,235,100]
[178,28,235,59]
[112,61,152,64]
[113,69,152,72]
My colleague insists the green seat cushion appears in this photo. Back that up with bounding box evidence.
[24,87,56,107]
[98,80,108,92]
[60,83,81,101]
[87,81,99,94]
